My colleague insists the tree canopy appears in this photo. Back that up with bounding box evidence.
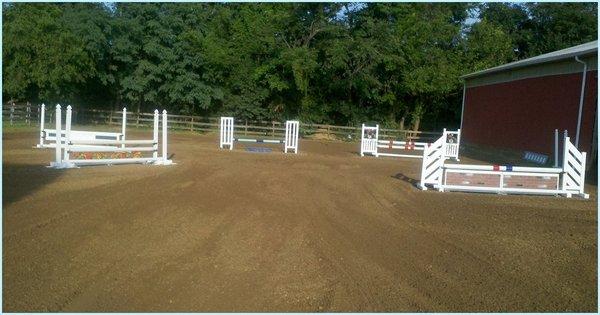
[2,2,597,130]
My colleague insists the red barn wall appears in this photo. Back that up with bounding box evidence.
[462,70,597,156]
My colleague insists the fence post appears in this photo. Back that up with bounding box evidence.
[245,120,248,136]
[272,121,275,137]
[190,116,194,132]
[10,102,15,125]
[26,102,31,125]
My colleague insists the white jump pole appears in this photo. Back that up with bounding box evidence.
[161,110,170,164]
[153,110,159,160]
[122,107,127,149]
[360,124,366,156]
[39,103,45,147]
[54,104,62,166]
[63,105,73,162]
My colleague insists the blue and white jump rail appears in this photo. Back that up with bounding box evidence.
[48,104,173,169]
[219,117,299,154]
[419,131,588,199]
[360,124,460,161]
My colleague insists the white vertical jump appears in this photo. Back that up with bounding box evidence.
[360,124,379,156]
[219,117,297,153]
[285,120,299,154]
[36,105,126,149]
[220,117,234,150]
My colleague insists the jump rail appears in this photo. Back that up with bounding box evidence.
[219,116,299,154]
[360,124,460,160]
[49,105,173,169]
[419,132,588,198]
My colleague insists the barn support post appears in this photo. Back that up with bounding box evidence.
[554,129,559,168]
[574,56,587,148]
[459,82,466,130]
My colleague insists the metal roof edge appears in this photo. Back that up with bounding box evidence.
[462,41,598,80]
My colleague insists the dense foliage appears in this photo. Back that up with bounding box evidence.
[3,2,597,130]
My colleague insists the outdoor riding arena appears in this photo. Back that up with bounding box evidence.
[3,126,597,312]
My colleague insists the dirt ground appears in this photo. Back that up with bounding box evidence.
[2,128,598,312]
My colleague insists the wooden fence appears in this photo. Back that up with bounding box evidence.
[2,102,38,126]
[3,103,442,142]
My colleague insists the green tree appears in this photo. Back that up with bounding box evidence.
[2,3,103,104]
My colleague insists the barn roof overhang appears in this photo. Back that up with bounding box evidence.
[462,40,598,80]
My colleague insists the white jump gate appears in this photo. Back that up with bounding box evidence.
[419,132,588,198]
[49,104,173,169]
[219,117,299,154]
[360,124,460,160]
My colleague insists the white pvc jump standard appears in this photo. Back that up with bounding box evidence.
[360,124,460,161]
[36,103,126,149]
[419,132,588,199]
[49,105,173,169]
[219,117,299,154]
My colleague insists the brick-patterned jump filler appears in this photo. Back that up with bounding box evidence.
[419,132,588,199]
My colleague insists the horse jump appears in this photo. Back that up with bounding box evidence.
[419,131,588,198]
[49,104,173,169]
[36,103,126,150]
[360,124,460,160]
[219,117,299,154]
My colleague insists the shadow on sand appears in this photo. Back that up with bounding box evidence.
[391,172,420,188]
[2,163,64,207]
